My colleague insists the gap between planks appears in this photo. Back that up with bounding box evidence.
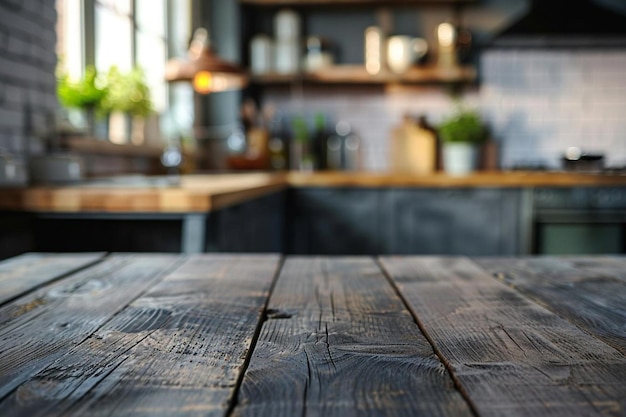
[224,255,286,417]
[374,257,481,417]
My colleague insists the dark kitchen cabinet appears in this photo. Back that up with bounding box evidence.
[209,191,285,252]
[33,216,184,253]
[382,188,522,255]
[286,187,522,256]
[287,188,382,254]
[27,191,286,255]
[0,213,33,260]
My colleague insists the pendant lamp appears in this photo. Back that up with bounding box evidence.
[165,28,248,94]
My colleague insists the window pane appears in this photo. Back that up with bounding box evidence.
[95,5,132,72]
[96,0,131,16]
[169,83,194,133]
[136,0,165,37]
[56,0,83,79]
[136,32,167,112]
[169,0,191,58]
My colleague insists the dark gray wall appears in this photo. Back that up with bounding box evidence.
[0,0,57,158]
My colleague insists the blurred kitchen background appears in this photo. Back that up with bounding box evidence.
[1,0,626,177]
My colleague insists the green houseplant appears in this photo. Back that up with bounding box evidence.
[57,66,108,137]
[101,67,153,117]
[101,66,154,144]
[438,107,486,176]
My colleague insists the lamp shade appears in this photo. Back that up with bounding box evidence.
[166,28,248,94]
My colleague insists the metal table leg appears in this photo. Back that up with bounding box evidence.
[181,213,208,254]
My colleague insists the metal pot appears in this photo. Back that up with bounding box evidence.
[562,147,604,172]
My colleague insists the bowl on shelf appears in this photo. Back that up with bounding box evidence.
[29,154,85,184]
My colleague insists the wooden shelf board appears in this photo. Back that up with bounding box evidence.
[251,65,476,85]
[59,137,165,158]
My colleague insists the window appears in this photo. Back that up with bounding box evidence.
[56,0,193,136]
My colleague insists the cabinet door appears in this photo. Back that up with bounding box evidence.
[0,213,33,260]
[384,188,521,256]
[287,188,381,255]
[212,191,285,253]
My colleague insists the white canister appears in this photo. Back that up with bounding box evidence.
[250,34,273,74]
[274,39,300,74]
[364,26,385,75]
[274,9,300,40]
[437,22,458,69]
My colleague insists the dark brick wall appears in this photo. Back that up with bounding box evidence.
[0,0,57,157]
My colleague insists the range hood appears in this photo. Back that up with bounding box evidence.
[491,0,626,48]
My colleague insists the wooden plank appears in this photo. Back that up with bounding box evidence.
[380,256,626,417]
[59,136,164,157]
[0,254,280,417]
[0,253,104,305]
[251,65,476,85]
[2,172,626,214]
[476,256,626,356]
[233,257,473,417]
[0,173,286,213]
[0,254,182,403]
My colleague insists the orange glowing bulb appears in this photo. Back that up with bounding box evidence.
[193,71,213,94]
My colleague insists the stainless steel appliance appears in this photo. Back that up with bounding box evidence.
[532,187,626,254]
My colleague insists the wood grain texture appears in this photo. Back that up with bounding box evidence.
[287,171,626,188]
[476,256,626,356]
[0,254,280,417]
[251,65,476,85]
[233,257,473,417]
[0,253,104,305]
[0,255,182,403]
[59,136,165,157]
[379,256,626,417]
[2,171,626,214]
[0,173,287,213]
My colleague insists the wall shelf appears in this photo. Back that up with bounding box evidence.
[58,137,165,158]
[250,65,476,86]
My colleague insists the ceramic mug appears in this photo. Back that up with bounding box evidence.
[387,36,428,74]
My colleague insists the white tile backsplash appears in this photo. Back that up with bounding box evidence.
[481,49,626,168]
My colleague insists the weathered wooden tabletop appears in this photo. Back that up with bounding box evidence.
[0,253,625,417]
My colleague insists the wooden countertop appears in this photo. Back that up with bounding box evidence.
[287,170,626,187]
[0,173,287,213]
[0,171,625,213]
[1,253,625,416]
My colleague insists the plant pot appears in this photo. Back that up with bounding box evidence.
[84,105,96,137]
[94,113,110,140]
[108,112,131,144]
[443,142,478,176]
[131,116,145,145]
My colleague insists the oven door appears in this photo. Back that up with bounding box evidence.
[533,210,626,255]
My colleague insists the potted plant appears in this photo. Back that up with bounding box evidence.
[438,107,486,176]
[101,66,153,144]
[57,65,108,137]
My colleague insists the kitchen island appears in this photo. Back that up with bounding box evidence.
[0,253,624,416]
[1,171,626,257]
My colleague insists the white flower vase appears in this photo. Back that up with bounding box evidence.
[443,143,478,176]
